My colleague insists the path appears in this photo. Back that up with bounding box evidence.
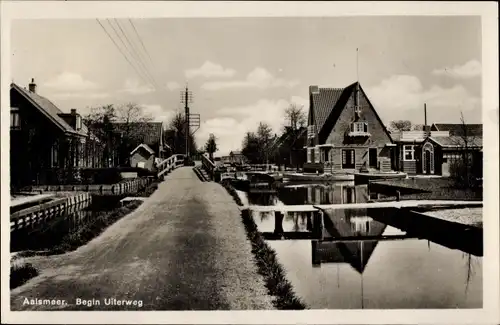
[10,167,273,310]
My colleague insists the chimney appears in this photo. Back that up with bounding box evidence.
[309,85,320,95]
[71,109,77,115]
[424,103,427,127]
[28,78,36,93]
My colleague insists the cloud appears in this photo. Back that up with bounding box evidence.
[202,67,299,91]
[365,74,481,124]
[44,72,100,92]
[51,92,110,100]
[166,81,181,91]
[198,96,307,156]
[140,104,176,124]
[432,59,482,79]
[120,78,155,95]
[185,61,236,79]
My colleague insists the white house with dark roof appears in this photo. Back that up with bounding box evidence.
[305,82,395,173]
[10,79,105,188]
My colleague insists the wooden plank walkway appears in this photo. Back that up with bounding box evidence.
[241,200,483,212]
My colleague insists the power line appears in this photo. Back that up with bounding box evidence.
[113,19,160,90]
[128,19,155,66]
[105,19,156,88]
[96,19,150,86]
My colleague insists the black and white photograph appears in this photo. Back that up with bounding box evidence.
[1,1,498,324]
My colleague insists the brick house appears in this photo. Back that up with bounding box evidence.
[10,79,104,188]
[305,82,395,174]
[391,123,483,176]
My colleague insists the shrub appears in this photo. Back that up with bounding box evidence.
[11,263,39,289]
[221,181,306,310]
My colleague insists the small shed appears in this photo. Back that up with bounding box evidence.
[130,144,156,171]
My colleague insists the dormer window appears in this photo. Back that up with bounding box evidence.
[10,107,21,130]
[348,122,370,137]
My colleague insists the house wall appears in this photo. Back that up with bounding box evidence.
[323,87,392,171]
[130,150,155,171]
[10,88,105,188]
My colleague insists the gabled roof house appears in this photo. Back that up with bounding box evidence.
[305,82,395,173]
[10,79,104,187]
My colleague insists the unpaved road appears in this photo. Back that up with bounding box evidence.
[10,167,273,310]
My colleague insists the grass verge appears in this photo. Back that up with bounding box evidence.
[11,263,38,289]
[221,180,307,310]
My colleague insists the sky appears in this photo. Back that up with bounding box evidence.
[11,16,482,156]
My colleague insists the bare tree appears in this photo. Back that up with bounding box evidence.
[449,111,481,188]
[284,103,307,132]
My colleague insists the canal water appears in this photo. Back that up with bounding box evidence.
[237,182,482,309]
[10,196,122,253]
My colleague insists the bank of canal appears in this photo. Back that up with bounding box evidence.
[236,181,483,309]
[10,181,160,289]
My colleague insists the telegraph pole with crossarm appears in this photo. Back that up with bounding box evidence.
[180,84,200,161]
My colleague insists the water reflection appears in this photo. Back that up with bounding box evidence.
[238,182,483,309]
[11,196,122,252]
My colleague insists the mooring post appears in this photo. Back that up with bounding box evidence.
[313,209,324,240]
[306,212,313,231]
[311,240,321,267]
[274,211,285,236]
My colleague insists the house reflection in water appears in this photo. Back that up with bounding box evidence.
[277,182,369,206]
[311,208,387,273]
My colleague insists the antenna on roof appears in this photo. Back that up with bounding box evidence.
[356,48,359,82]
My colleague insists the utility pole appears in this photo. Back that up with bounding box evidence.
[180,84,193,160]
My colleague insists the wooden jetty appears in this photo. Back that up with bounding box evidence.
[10,192,92,232]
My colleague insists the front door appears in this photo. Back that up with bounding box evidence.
[424,150,431,175]
[369,148,378,168]
[342,149,355,169]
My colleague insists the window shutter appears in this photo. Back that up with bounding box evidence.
[364,123,368,133]
[350,123,354,132]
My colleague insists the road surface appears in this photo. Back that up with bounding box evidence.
[10,166,273,310]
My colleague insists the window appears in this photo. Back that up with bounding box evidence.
[10,107,21,130]
[403,145,415,161]
[342,149,355,169]
[51,142,59,167]
[350,122,368,133]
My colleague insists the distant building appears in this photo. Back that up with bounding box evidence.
[229,151,248,165]
[130,144,156,171]
[112,121,169,164]
[270,126,307,169]
[10,79,104,188]
[305,82,395,173]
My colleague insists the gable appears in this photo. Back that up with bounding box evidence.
[11,84,83,136]
[320,83,392,145]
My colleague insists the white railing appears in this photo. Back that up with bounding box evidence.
[157,154,185,177]
[201,153,216,180]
